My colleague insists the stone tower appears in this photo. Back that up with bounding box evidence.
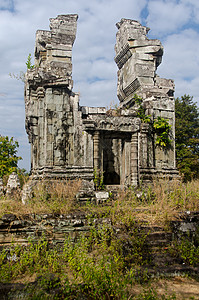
[25,15,94,181]
[115,19,177,180]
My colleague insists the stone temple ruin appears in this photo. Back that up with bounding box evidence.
[24,15,178,198]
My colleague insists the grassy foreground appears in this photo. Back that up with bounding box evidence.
[0,178,199,299]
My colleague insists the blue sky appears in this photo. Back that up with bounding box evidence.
[0,0,199,171]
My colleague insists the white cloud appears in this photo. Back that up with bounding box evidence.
[146,0,192,35]
[157,28,199,101]
[0,0,14,10]
[174,77,199,101]
[181,0,199,23]
[77,78,118,108]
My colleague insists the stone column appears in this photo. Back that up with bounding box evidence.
[93,131,100,171]
[0,177,4,197]
[6,172,21,196]
[131,132,139,186]
[140,123,149,168]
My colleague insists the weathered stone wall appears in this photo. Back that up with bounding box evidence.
[0,213,103,249]
[0,212,198,249]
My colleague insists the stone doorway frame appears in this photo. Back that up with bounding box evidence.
[93,130,139,187]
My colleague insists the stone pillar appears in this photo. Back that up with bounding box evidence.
[140,123,149,168]
[6,172,21,196]
[0,177,4,197]
[131,132,139,186]
[93,131,100,172]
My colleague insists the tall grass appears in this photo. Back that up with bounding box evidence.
[143,178,199,224]
[0,179,82,217]
[107,178,199,226]
[0,177,199,223]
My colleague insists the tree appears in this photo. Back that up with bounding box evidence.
[0,136,22,178]
[9,53,34,83]
[175,95,199,181]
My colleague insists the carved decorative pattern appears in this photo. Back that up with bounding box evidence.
[123,78,140,97]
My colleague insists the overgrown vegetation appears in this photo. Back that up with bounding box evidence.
[0,217,197,298]
[1,178,199,223]
[169,235,199,266]
[93,168,105,190]
[0,224,177,299]
[134,94,151,124]
[153,116,172,148]
[0,179,81,216]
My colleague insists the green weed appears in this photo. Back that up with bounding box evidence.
[169,236,199,266]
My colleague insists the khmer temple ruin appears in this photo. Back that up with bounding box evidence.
[24,14,179,198]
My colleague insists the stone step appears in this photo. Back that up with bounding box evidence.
[147,239,171,248]
[146,231,173,242]
[105,185,121,192]
[140,225,166,233]
[144,231,173,248]
[77,197,94,203]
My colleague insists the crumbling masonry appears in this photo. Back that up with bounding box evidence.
[24,15,178,196]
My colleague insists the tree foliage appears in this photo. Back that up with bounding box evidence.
[175,95,199,181]
[0,136,22,178]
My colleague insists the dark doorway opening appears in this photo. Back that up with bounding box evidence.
[102,137,120,185]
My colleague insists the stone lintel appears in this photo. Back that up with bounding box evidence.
[81,106,106,115]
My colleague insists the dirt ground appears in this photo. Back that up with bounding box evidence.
[133,276,199,299]
[12,274,199,299]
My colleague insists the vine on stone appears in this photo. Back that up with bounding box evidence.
[153,116,172,149]
[134,94,172,149]
[134,94,151,123]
